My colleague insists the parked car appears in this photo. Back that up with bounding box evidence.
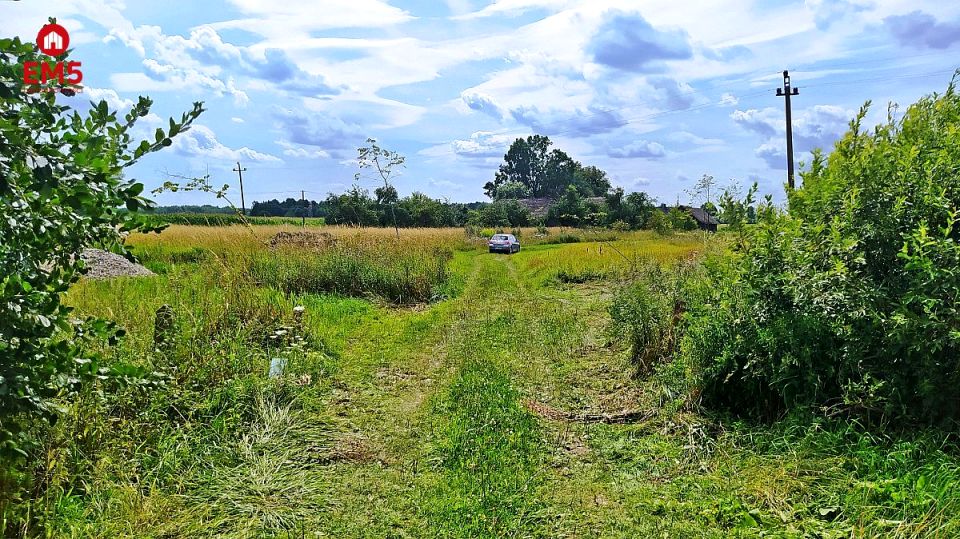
[488,233,521,254]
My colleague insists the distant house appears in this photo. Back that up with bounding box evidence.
[658,204,720,232]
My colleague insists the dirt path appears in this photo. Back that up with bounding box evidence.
[301,249,651,537]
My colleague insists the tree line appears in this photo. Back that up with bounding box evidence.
[239,187,669,229]
[158,135,757,231]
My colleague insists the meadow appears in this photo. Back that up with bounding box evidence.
[9,224,959,538]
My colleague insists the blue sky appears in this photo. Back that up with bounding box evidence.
[3,0,960,206]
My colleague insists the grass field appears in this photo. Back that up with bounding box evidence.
[14,225,959,537]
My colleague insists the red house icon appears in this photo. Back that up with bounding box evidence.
[37,24,70,56]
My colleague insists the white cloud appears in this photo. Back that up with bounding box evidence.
[222,0,414,34]
[430,178,463,189]
[174,125,282,163]
[231,117,245,124]
[455,0,576,20]
[720,92,739,106]
[608,140,667,159]
[732,105,853,169]
[75,87,135,111]
[276,140,330,159]
[668,131,725,147]
[451,131,516,158]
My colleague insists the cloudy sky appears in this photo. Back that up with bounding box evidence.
[3,0,959,206]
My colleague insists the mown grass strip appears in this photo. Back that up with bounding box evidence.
[427,358,542,538]
[418,255,545,538]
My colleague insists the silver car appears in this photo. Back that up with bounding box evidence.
[488,234,521,254]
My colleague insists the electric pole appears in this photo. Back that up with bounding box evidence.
[776,70,800,190]
[301,190,306,228]
[233,161,247,215]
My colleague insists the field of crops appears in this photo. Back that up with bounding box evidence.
[5,225,951,537]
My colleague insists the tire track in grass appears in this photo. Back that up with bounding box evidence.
[422,254,545,538]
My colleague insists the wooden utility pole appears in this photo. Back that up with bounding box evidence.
[776,70,800,189]
[301,190,306,228]
[232,162,247,215]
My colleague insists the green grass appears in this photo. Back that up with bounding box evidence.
[249,244,452,304]
[142,212,326,227]
[427,359,543,537]
[3,226,959,538]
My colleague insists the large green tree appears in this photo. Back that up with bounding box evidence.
[485,135,610,199]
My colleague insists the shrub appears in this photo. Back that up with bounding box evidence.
[668,207,697,231]
[648,211,672,235]
[546,186,587,226]
[470,200,530,228]
[541,233,581,245]
[683,77,960,424]
[0,31,203,453]
[610,262,699,375]
[556,268,605,284]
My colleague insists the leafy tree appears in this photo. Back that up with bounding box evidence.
[492,180,531,200]
[0,30,204,451]
[606,188,656,229]
[648,210,672,235]
[249,198,328,218]
[469,200,530,228]
[668,207,696,231]
[547,185,588,226]
[356,138,404,238]
[489,135,550,197]
[325,186,379,226]
[398,192,457,227]
[718,182,758,248]
[701,201,718,217]
[686,173,716,207]
[543,148,578,196]
[573,165,612,197]
[374,184,398,205]
[487,135,610,199]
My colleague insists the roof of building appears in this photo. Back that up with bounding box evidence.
[516,196,606,218]
[658,204,720,226]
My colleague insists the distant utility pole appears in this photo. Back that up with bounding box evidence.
[776,70,800,189]
[301,190,306,228]
[232,161,247,215]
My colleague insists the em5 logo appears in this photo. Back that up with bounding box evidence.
[23,21,83,88]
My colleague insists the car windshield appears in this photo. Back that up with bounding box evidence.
[494,235,509,240]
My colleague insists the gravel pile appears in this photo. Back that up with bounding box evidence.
[80,249,155,279]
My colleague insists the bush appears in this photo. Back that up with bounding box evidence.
[541,233,581,245]
[610,262,699,375]
[648,211,672,235]
[683,77,960,424]
[0,31,203,453]
[668,207,697,231]
[1,31,203,531]
[470,200,530,228]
